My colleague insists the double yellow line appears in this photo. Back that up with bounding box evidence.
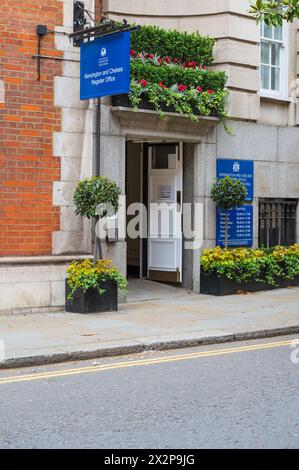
[0,338,297,385]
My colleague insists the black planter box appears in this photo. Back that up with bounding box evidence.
[111,93,218,117]
[65,280,118,314]
[200,271,299,296]
[112,93,152,110]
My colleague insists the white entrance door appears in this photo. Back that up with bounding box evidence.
[148,143,183,283]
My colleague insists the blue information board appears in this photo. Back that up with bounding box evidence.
[216,205,253,247]
[80,32,130,100]
[217,159,254,202]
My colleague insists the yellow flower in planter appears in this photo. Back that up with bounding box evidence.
[288,244,299,254]
[201,244,299,287]
[201,246,266,266]
[272,244,299,259]
[66,258,128,300]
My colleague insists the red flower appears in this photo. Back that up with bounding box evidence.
[139,79,148,87]
[148,53,155,59]
[178,84,187,92]
[158,57,163,64]
[159,81,166,89]
[130,49,136,56]
[207,89,215,94]
[185,61,196,68]
[196,86,203,93]
[165,56,171,63]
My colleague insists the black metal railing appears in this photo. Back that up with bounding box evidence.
[259,199,297,247]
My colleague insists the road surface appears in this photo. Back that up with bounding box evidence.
[1,335,299,449]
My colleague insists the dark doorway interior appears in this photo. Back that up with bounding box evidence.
[126,141,142,278]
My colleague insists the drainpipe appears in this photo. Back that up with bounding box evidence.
[94,97,101,177]
[92,97,102,260]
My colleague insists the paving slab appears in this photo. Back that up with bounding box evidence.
[1,288,299,368]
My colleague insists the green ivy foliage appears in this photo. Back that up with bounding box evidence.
[129,80,228,125]
[130,60,227,91]
[131,25,214,66]
[73,176,121,219]
[210,177,247,210]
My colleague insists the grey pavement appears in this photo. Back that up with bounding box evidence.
[1,283,299,368]
[0,336,299,448]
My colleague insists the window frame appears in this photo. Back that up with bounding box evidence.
[260,20,288,99]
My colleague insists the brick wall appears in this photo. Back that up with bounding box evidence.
[0,0,63,256]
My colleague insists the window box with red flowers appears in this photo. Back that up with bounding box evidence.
[112,26,230,131]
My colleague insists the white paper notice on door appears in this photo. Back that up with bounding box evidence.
[158,185,174,202]
[168,154,177,169]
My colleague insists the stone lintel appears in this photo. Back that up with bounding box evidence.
[111,106,219,142]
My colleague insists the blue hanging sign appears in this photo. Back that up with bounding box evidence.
[216,205,253,248]
[217,159,254,202]
[80,32,130,100]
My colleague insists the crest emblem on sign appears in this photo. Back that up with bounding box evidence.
[101,47,107,57]
[233,161,240,172]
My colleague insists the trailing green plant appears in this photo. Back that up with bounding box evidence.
[210,177,247,248]
[201,245,299,286]
[129,80,229,127]
[127,25,229,130]
[130,59,227,91]
[131,25,214,66]
[66,258,128,300]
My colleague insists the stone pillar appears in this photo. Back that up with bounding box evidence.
[182,143,194,290]
[252,198,259,248]
[296,204,299,244]
[191,129,217,293]
[99,126,127,280]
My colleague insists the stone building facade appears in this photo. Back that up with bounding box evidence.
[1,0,299,313]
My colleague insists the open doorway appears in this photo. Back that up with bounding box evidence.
[126,141,144,278]
[126,141,183,283]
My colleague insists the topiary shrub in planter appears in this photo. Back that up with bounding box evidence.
[73,176,121,261]
[210,176,247,249]
[200,245,299,296]
[65,259,127,314]
[65,176,126,314]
